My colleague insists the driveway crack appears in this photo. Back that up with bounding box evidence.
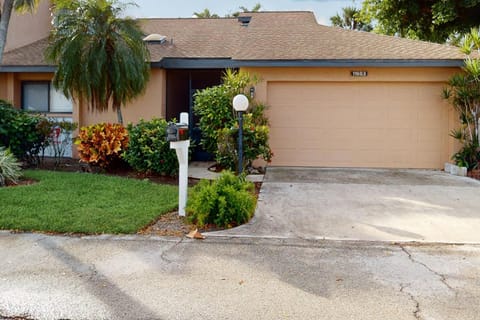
[160,237,184,264]
[399,244,456,295]
[400,283,421,319]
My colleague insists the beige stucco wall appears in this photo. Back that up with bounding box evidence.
[79,68,167,126]
[4,0,51,52]
[242,67,461,168]
[242,67,460,100]
[0,69,166,126]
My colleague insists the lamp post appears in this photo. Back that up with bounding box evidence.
[232,94,249,174]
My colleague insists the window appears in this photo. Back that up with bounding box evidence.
[22,81,72,113]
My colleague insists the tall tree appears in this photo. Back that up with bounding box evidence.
[46,0,150,124]
[330,6,372,31]
[0,0,39,63]
[232,3,261,17]
[193,8,219,18]
[359,0,480,43]
[193,3,262,18]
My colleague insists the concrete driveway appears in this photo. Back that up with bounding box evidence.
[209,167,480,243]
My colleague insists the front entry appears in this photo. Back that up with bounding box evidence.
[166,69,223,161]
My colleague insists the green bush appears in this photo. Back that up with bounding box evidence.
[123,118,179,176]
[186,171,256,228]
[443,28,480,170]
[0,100,50,164]
[0,147,22,187]
[217,106,273,171]
[193,84,235,155]
[193,70,273,172]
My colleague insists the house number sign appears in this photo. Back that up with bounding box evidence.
[351,71,368,77]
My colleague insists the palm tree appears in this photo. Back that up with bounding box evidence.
[232,3,261,17]
[330,6,372,32]
[0,0,39,63]
[46,0,150,124]
[193,8,219,18]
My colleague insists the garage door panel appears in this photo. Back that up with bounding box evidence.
[267,81,448,168]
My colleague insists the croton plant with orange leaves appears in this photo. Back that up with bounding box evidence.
[75,123,128,168]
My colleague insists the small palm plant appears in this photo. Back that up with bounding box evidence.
[443,28,480,170]
[0,147,22,187]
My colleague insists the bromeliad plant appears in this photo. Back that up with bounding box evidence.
[75,123,129,169]
[443,28,480,170]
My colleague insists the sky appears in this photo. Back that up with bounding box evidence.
[126,0,363,26]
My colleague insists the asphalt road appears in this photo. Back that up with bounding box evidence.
[1,232,479,320]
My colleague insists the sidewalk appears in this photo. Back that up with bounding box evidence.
[188,161,264,182]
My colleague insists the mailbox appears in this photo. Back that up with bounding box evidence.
[166,122,189,142]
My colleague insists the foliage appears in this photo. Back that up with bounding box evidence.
[193,84,236,155]
[193,69,272,172]
[330,6,372,31]
[192,8,219,18]
[443,28,480,169]
[231,3,261,17]
[359,0,480,43]
[46,0,150,124]
[217,105,273,171]
[0,100,49,165]
[75,123,129,169]
[193,3,261,18]
[0,170,178,234]
[0,147,22,187]
[186,171,256,228]
[0,0,39,63]
[123,118,179,176]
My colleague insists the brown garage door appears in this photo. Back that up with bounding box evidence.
[266,81,449,168]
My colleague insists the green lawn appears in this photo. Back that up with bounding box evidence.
[0,170,178,234]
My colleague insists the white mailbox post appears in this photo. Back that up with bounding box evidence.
[169,112,190,216]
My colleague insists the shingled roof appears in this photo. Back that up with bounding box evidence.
[0,11,467,71]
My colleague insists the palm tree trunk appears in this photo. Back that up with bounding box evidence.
[116,106,123,125]
[0,0,15,64]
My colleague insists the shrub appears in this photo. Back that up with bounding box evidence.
[0,100,50,164]
[186,171,256,228]
[75,123,129,169]
[0,147,22,187]
[123,118,179,176]
[193,70,273,172]
[443,28,480,170]
[217,107,273,171]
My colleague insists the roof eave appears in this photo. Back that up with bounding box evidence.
[235,59,465,68]
[0,65,56,72]
[0,59,463,72]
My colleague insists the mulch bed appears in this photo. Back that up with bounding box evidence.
[467,169,480,180]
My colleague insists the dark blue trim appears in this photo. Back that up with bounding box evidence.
[0,58,463,72]
[152,58,464,69]
[234,59,464,68]
[152,58,236,69]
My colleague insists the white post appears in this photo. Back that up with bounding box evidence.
[170,112,190,216]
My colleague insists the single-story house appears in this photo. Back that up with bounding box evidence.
[0,9,466,168]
